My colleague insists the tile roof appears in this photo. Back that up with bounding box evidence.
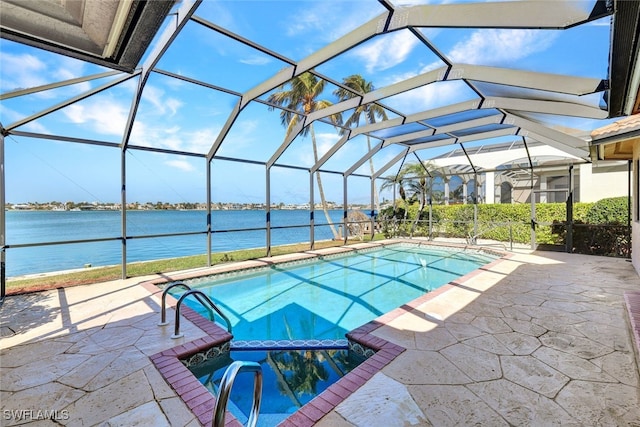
[591,114,640,140]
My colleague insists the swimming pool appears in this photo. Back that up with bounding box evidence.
[170,243,498,341]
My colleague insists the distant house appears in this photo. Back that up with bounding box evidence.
[11,204,32,210]
[427,140,627,205]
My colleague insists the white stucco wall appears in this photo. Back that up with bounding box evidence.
[579,162,629,203]
[633,145,640,275]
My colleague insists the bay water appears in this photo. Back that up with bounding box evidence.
[4,209,351,278]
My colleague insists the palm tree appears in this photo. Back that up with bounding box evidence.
[380,171,409,219]
[402,161,438,235]
[381,161,440,236]
[333,75,388,213]
[380,168,412,236]
[271,350,329,396]
[267,72,342,239]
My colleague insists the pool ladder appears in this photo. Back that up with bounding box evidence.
[158,284,262,426]
[213,361,263,427]
[158,282,233,338]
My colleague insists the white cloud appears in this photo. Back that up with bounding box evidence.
[239,55,271,66]
[285,8,325,37]
[53,56,87,82]
[0,104,22,125]
[386,80,468,112]
[159,133,184,151]
[352,31,420,73]
[420,60,445,74]
[52,57,92,94]
[165,98,182,116]
[448,29,557,65]
[142,86,166,112]
[22,120,50,134]
[189,128,220,152]
[211,119,261,156]
[0,51,93,100]
[62,96,129,136]
[161,76,187,90]
[297,132,340,166]
[165,159,195,172]
[129,117,222,155]
[0,52,48,92]
[142,85,183,116]
[315,132,341,157]
[0,103,52,134]
[284,2,381,43]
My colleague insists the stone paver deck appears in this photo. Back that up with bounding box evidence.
[1,244,640,426]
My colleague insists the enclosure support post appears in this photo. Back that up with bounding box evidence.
[393,182,398,237]
[343,176,348,245]
[266,166,272,257]
[473,172,478,243]
[206,159,212,265]
[309,171,315,250]
[370,177,376,240]
[530,167,536,250]
[393,183,397,209]
[120,149,127,279]
[0,133,5,302]
[566,165,574,253]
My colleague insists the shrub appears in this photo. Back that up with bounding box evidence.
[572,221,630,256]
[585,197,629,225]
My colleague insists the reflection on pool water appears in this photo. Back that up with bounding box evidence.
[173,244,498,341]
[189,348,366,426]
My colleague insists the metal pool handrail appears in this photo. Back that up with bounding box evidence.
[172,289,233,338]
[158,282,191,326]
[158,282,216,328]
[213,361,262,427]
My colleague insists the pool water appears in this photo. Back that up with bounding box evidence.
[190,348,365,426]
[173,244,497,341]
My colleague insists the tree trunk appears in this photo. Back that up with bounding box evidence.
[366,135,379,212]
[411,199,425,236]
[411,179,429,236]
[311,125,339,239]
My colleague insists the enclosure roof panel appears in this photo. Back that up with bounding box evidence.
[2,0,639,178]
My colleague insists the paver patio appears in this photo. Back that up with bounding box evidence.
[1,245,639,426]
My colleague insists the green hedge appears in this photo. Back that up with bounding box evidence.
[379,197,629,247]
[585,196,629,224]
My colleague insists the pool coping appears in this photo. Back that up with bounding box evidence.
[143,240,511,426]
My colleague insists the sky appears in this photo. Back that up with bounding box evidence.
[0,0,615,206]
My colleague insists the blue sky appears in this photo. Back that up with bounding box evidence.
[0,0,614,206]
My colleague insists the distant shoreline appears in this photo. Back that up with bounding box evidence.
[4,204,374,212]
[5,207,358,212]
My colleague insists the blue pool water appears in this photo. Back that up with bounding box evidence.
[190,348,365,425]
[173,244,497,341]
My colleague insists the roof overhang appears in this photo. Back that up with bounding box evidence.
[590,114,640,160]
[0,0,175,73]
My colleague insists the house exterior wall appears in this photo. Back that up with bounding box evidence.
[498,163,626,204]
[578,162,629,202]
[633,144,640,275]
